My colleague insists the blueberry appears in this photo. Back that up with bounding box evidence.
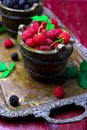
[2,0,11,8]
[24,4,30,9]
[27,0,39,6]
[3,0,14,8]
[18,0,26,8]
[12,0,18,5]
[11,52,18,61]
[0,21,3,27]
[14,5,20,9]
[9,95,19,107]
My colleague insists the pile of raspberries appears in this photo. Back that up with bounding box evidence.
[1,0,40,10]
[21,18,71,51]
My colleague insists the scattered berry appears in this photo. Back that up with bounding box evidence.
[4,38,14,48]
[54,86,64,98]
[11,52,18,61]
[59,31,70,44]
[9,95,19,107]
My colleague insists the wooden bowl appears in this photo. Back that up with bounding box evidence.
[0,1,43,38]
[17,24,75,81]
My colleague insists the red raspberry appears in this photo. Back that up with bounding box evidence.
[46,38,53,46]
[53,42,60,49]
[39,45,52,51]
[4,38,14,48]
[55,28,62,36]
[50,18,58,28]
[54,86,64,98]
[33,34,46,47]
[59,31,70,44]
[40,28,47,35]
[35,47,40,50]
[42,22,47,28]
[25,27,35,36]
[22,30,33,42]
[32,22,39,34]
[46,30,58,40]
[25,38,35,48]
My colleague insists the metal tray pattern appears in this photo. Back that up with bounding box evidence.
[0,7,87,124]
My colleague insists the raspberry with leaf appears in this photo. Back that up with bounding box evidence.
[21,15,72,51]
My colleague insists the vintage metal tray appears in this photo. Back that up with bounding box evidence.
[0,7,87,124]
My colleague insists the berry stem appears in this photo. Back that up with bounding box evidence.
[50,38,64,47]
[38,22,44,35]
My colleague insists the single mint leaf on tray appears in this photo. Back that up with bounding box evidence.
[80,60,87,72]
[0,62,8,72]
[0,70,11,78]
[61,66,79,79]
[9,61,15,72]
[77,72,87,89]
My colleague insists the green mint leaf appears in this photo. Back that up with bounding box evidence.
[0,62,8,72]
[61,66,79,79]
[80,60,87,72]
[31,15,41,21]
[77,73,87,89]
[0,70,11,78]
[9,61,15,72]
[82,71,87,78]
[47,19,52,24]
[31,15,49,22]
[0,62,15,79]
[46,23,55,31]
[40,15,49,22]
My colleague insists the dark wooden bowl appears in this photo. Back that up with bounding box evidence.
[0,1,43,38]
[17,24,74,81]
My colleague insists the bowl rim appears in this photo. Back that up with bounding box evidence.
[0,1,40,12]
[17,24,74,55]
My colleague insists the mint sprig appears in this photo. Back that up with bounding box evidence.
[0,61,15,79]
[31,15,55,31]
[77,60,87,89]
[61,60,87,89]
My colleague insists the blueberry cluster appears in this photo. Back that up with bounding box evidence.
[2,0,40,10]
